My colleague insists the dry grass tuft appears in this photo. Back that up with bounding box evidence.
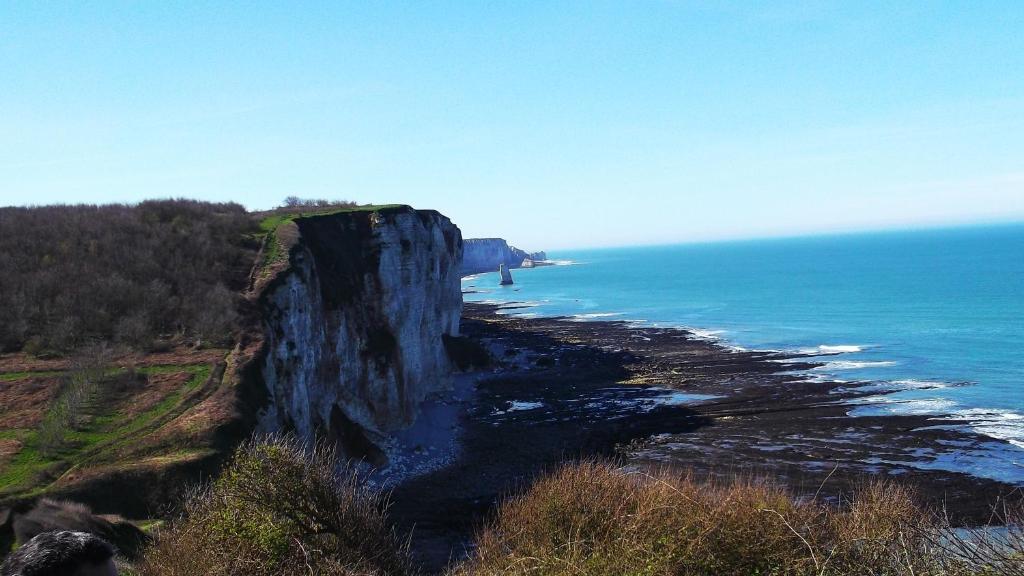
[135,434,414,576]
[451,460,1021,576]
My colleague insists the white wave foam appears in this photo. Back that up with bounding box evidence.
[770,357,806,364]
[647,389,721,407]
[507,401,544,412]
[851,399,1024,449]
[850,397,958,415]
[800,344,865,354]
[896,399,958,414]
[570,312,624,320]
[818,360,897,371]
[686,328,726,341]
[492,400,545,415]
[947,409,1024,449]
[891,379,950,389]
[795,372,847,384]
[845,380,950,395]
[819,344,863,353]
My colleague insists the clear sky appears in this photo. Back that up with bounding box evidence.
[2,2,1022,249]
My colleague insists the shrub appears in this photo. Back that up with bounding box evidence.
[136,435,413,576]
[452,460,984,576]
[282,197,358,210]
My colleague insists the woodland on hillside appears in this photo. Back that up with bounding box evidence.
[0,198,367,355]
[0,200,258,354]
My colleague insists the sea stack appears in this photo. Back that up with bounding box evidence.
[499,263,514,285]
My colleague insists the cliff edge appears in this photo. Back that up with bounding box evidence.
[256,206,464,462]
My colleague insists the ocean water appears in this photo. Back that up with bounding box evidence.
[463,224,1024,481]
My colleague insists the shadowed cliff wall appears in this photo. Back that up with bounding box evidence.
[257,207,463,460]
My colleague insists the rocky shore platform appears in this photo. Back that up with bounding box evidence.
[388,302,1022,573]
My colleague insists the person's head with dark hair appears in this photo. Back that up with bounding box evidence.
[0,531,117,576]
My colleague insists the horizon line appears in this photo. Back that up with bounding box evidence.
[540,217,1024,253]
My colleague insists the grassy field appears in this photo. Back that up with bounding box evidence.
[0,357,221,501]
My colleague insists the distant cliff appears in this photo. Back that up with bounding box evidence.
[461,238,546,276]
[257,206,463,461]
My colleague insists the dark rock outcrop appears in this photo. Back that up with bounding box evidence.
[0,507,13,558]
[10,499,148,559]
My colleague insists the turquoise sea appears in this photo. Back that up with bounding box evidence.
[463,223,1024,482]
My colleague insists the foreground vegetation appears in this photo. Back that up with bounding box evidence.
[455,461,1024,576]
[130,439,1023,576]
[135,436,414,576]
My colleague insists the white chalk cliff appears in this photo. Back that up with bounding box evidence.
[256,207,463,461]
[461,238,545,276]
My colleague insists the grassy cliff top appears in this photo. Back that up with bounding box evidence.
[255,203,408,234]
[251,204,413,286]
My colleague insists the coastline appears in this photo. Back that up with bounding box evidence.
[388,301,1022,573]
[465,264,1024,472]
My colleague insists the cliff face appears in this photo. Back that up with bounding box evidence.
[257,207,463,460]
[461,238,544,276]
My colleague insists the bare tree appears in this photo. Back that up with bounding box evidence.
[36,344,114,455]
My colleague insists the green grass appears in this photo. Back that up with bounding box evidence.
[136,364,209,378]
[255,204,405,275]
[261,228,287,270]
[256,204,405,233]
[0,364,214,497]
[0,439,54,491]
[138,519,166,533]
[0,365,208,384]
[0,370,63,382]
[0,429,27,441]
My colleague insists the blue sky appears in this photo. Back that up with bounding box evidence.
[2,2,1022,249]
